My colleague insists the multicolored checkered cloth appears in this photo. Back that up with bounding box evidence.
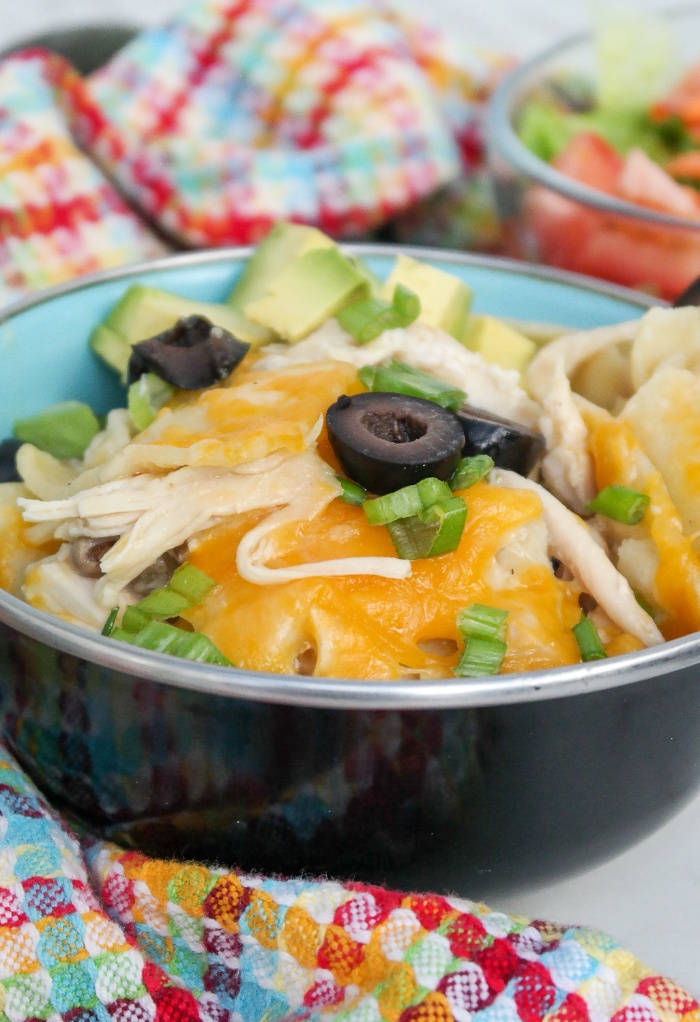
[0,748,696,1022]
[0,0,506,306]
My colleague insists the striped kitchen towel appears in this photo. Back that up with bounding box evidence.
[0,0,506,306]
[0,747,695,1022]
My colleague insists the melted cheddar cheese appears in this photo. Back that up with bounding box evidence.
[184,480,609,679]
[589,417,700,639]
[0,486,58,597]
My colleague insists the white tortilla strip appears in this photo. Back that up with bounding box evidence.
[492,469,663,647]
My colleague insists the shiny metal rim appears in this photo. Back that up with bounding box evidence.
[2,245,695,712]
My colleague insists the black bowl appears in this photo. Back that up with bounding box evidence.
[1,246,699,897]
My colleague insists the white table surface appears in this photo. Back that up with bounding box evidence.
[1,0,698,996]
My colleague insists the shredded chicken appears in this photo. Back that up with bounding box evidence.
[19,450,410,606]
[23,546,126,628]
[536,358,597,513]
[492,468,663,647]
[256,319,542,428]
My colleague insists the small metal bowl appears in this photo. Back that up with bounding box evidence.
[1,246,699,897]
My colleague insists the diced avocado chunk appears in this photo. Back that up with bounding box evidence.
[244,247,370,343]
[13,401,101,460]
[227,222,337,343]
[90,284,268,381]
[346,253,383,295]
[462,315,537,373]
[90,324,129,379]
[379,255,472,340]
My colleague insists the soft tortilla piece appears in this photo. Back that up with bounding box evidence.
[630,305,700,391]
[622,366,700,539]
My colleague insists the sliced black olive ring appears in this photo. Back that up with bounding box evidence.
[127,314,250,390]
[456,405,545,476]
[326,391,465,495]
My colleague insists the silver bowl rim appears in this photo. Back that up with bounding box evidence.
[487,4,700,231]
[2,243,698,712]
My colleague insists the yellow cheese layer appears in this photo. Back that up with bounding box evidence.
[589,417,700,639]
[184,481,626,680]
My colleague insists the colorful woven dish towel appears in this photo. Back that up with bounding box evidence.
[0,0,507,306]
[0,746,696,1022]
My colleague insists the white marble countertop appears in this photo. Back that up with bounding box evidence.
[1,0,698,996]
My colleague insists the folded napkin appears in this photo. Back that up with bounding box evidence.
[0,746,696,1022]
[0,0,506,305]
[0,0,696,1014]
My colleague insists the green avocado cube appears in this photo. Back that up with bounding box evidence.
[227,222,336,334]
[379,255,472,340]
[244,248,370,343]
[462,315,537,373]
[13,401,101,460]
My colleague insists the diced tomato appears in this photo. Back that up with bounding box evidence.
[665,150,700,182]
[619,148,700,217]
[551,131,624,192]
[522,185,700,300]
[515,132,700,300]
[651,62,700,130]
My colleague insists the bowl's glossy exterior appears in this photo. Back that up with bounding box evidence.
[486,7,700,301]
[2,246,700,896]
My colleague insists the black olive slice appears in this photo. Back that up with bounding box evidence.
[127,315,250,390]
[0,438,22,483]
[326,392,464,495]
[456,405,545,476]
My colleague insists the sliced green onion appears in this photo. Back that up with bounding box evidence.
[167,563,218,603]
[117,563,219,636]
[573,614,607,661]
[105,563,225,665]
[386,495,467,559]
[337,284,421,344]
[111,620,232,666]
[101,607,119,637]
[454,602,509,677]
[392,283,421,320]
[386,515,440,560]
[416,476,453,507]
[450,454,494,491]
[454,636,507,677]
[128,372,174,431]
[585,484,650,525]
[457,603,509,642]
[363,476,453,526]
[421,496,468,556]
[132,586,192,620]
[121,605,155,634]
[337,476,368,506]
[13,401,101,460]
[358,359,466,411]
[363,483,425,525]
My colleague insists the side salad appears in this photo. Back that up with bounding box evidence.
[2,222,700,681]
[514,10,700,299]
